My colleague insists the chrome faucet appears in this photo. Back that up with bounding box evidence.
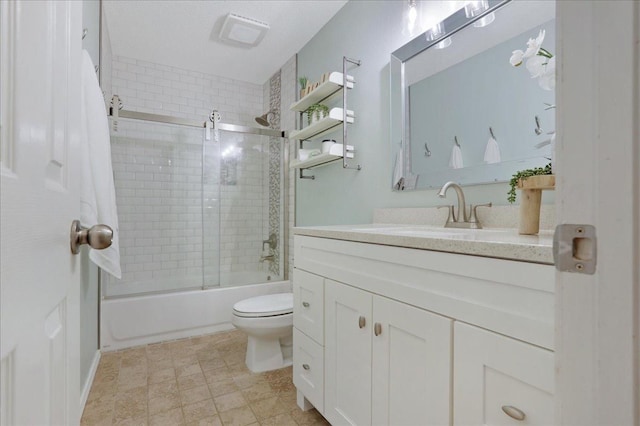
[437,181,491,229]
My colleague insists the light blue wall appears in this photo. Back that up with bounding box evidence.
[296,1,554,226]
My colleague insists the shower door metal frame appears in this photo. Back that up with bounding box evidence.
[107,103,291,282]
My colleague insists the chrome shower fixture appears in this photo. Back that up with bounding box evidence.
[255,110,275,127]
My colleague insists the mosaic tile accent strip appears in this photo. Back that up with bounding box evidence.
[268,71,282,277]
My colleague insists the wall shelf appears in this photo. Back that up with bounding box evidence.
[289,108,354,141]
[290,144,354,170]
[290,72,354,113]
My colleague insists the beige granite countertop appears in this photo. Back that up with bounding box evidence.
[293,223,554,265]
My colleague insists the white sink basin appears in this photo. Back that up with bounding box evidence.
[345,225,513,240]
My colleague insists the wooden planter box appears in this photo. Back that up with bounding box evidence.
[517,175,555,235]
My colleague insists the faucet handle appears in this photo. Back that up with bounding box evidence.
[469,202,492,224]
[438,205,456,223]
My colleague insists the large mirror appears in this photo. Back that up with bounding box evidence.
[391,0,556,190]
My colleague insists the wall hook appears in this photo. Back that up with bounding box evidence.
[454,136,461,147]
[489,127,496,140]
[82,28,88,40]
[534,116,543,135]
[424,142,431,157]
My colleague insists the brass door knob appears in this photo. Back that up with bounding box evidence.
[70,220,113,254]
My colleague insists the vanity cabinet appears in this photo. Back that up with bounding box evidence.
[293,234,555,426]
[322,279,452,426]
[453,322,554,425]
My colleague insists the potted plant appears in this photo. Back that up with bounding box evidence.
[305,103,329,125]
[298,76,308,98]
[508,162,554,235]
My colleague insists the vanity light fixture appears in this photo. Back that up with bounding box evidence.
[464,0,496,28]
[426,22,452,49]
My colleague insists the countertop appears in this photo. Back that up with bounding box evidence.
[293,223,554,264]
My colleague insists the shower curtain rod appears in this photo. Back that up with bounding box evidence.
[108,101,286,138]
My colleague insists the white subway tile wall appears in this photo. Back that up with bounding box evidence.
[104,56,281,297]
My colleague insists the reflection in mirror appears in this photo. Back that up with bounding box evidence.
[391,0,555,191]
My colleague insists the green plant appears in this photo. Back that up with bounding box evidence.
[298,76,308,90]
[507,162,552,203]
[305,103,329,125]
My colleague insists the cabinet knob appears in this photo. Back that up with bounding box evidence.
[302,364,310,370]
[302,301,310,308]
[374,323,382,336]
[358,316,366,329]
[501,405,526,421]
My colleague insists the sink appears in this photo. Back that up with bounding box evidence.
[344,225,513,240]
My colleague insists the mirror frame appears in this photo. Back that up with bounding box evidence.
[391,0,513,191]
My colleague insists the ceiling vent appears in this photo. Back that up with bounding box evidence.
[219,13,270,47]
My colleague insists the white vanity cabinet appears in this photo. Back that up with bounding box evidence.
[292,234,555,426]
[320,279,452,426]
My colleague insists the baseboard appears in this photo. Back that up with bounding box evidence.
[80,350,101,415]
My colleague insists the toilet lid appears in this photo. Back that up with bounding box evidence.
[233,293,293,318]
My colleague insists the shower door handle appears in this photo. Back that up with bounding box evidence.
[70,220,113,254]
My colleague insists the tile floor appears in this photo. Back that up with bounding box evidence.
[81,330,329,426]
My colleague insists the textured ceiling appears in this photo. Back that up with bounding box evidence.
[103,0,349,85]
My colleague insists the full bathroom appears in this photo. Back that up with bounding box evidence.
[0,0,638,425]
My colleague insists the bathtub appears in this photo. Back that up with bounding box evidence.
[100,279,291,351]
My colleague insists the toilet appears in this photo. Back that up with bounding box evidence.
[231,293,293,373]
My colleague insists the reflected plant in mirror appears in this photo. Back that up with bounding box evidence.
[390,0,556,191]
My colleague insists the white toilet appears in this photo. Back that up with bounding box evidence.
[231,293,293,373]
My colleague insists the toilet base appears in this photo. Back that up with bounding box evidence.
[245,334,292,373]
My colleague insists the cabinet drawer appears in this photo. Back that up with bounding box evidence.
[454,322,554,425]
[293,268,324,344]
[293,328,324,413]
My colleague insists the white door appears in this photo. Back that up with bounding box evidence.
[555,2,639,424]
[324,280,372,426]
[0,1,83,424]
[453,322,554,425]
[371,296,452,426]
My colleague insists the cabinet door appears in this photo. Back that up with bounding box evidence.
[454,323,554,425]
[372,296,452,426]
[325,280,373,426]
[293,268,324,344]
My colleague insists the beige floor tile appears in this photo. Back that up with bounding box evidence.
[208,378,240,398]
[149,407,185,426]
[181,384,212,406]
[176,363,203,379]
[195,348,220,362]
[148,380,179,400]
[259,413,297,426]
[149,392,182,416]
[113,397,147,424]
[174,354,199,368]
[148,367,176,385]
[232,373,265,390]
[185,414,222,426]
[182,399,217,423]
[248,396,286,420]
[199,358,227,372]
[116,385,148,403]
[203,367,232,385]
[289,408,326,426]
[113,415,148,426]
[148,358,174,372]
[241,383,274,403]
[178,371,207,391]
[118,372,148,392]
[81,397,114,425]
[218,406,257,426]
[87,379,118,403]
[213,391,247,413]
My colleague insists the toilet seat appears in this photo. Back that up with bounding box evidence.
[232,293,293,318]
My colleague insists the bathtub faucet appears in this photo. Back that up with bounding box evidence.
[260,254,275,263]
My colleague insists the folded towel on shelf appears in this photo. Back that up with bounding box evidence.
[483,136,501,164]
[449,144,464,169]
[393,147,405,190]
[80,50,122,279]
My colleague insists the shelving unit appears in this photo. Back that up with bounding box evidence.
[291,57,361,179]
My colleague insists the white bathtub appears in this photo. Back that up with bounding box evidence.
[100,280,291,351]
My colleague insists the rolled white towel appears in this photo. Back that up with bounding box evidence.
[484,136,501,164]
[449,144,463,169]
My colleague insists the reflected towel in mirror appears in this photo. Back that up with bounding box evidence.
[449,144,463,169]
[484,136,501,164]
